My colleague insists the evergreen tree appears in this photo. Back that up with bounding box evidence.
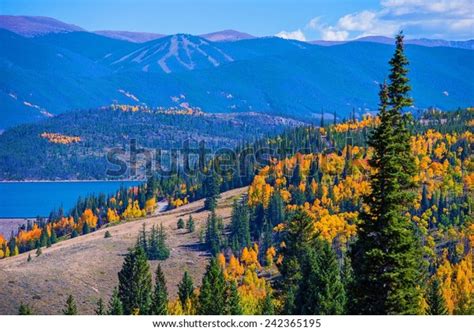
[178,271,195,307]
[82,221,90,235]
[229,200,251,254]
[204,172,220,211]
[294,240,346,314]
[117,246,153,315]
[261,291,275,315]
[144,224,170,261]
[426,278,448,315]
[268,191,285,226]
[95,298,106,315]
[205,211,223,255]
[138,223,148,253]
[226,280,243,315]
[108,287,124,315]
[151,264,168,315]
[27,253,32,262]
[279,210,346,314]
[198,258,227,314]
[350,33,425,315]
[156,223,170,260]
[19,303,33,315]
[50,229,57,245]
[177,218,185,229]
[186,215,195,233]
[63,295,77,315]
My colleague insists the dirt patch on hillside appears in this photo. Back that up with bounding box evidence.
[0,187,246,315]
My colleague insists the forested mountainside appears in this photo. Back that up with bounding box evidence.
[1,27,473,129]
[0,106,306,180]
[2,107,472,315]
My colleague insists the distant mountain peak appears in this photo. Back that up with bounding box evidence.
[0,15,84,37]
[310,35,474,50]
[199,29,255,42]
[107,33,234,73]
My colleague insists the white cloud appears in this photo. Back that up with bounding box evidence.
[338,11,378,31]
[305,0,474,41]
[321,28,349,41]
[275,29,306,41]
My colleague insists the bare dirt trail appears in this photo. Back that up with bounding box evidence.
[0,186,247,315]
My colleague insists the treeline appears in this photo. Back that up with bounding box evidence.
[0,109,304,180]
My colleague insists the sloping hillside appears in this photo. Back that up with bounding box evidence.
[0,186,247,315]
[1,29,473,129]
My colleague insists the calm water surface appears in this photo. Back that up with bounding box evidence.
[0,181,141,218]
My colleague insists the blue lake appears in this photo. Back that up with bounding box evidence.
[0,181,142,218]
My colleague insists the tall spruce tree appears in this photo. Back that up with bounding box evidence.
[268,191,285,226]
[198,258,227,314]
[204,172,220,211]
[426,278,448,315]
[229,199,251,254]
[205,211,223,255]
[151,264,168,315]
[261,291,275,315]
[117,246,153,315]
[293,239,346,315]
[178,271,195,307]
[226,280,243,315]
[349,33,425,315]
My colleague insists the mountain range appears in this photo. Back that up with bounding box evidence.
[0,15,473,129]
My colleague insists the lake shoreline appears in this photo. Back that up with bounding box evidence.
[0,218,32,237]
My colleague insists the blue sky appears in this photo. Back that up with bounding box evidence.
[1,0,473,40]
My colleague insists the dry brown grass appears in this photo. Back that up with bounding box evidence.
[0,187,247,315]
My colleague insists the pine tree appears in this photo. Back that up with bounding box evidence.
[117,246,153,315]
[268,191,285,226]
[63,295,77,315]
[279,210,346,314]
[177,218,185,229]
[186,215,195,233]
[204,172,220,211]
[156,223,170,260]
[294,240,346,315]
[108,287,124,315]
[205,211,223,256]
[261,291,275,315]
[145,224,170,260]
[19,303,33,315]
[178,271,194,307]
[138,223,148,253]
[50,229,57,244]
[151,264,168,315]
[198,258,227,314]
[426,278,448,315]
[229,200,251,254]
[95,298,106,315]
[226,280,243,315]
[350,33,425,315]
[27,253,32,262]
